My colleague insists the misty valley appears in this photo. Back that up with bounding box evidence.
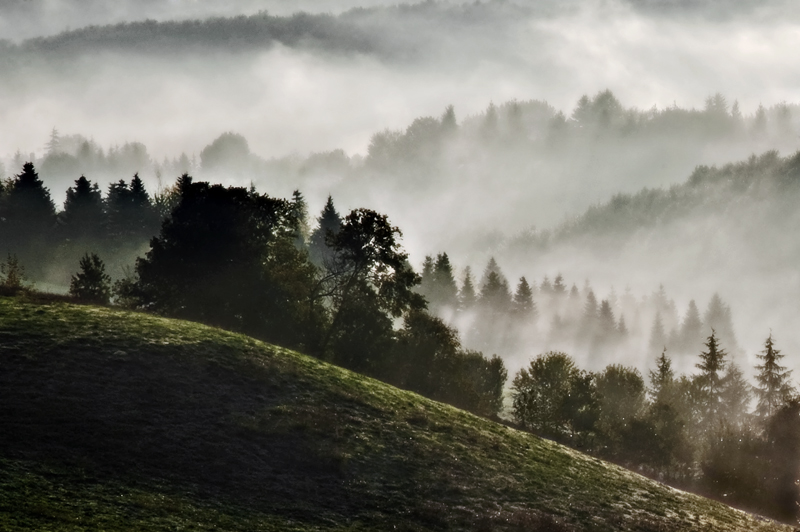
[2,1,800,531]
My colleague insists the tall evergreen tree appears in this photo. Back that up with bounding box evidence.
[754,334,795,418]
[459,266,477,311]
[1,163,57,272]
[308,195,342,267]
[431,253,459,310]
[60,175,104,242]
[478,258,511,315]
[512,276,537,320]
[696,330,728,431]
[649,348,675,404]
[719,362,752,428]
[289,189,311,248]
[597,299,617,344]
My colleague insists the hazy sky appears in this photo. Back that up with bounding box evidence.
[3,0,800,162]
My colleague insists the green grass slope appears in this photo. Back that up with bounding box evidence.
[0,297,793,532]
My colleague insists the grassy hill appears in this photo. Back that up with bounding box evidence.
[0,296,793,531]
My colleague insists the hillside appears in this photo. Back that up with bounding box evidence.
[0,296,792,531]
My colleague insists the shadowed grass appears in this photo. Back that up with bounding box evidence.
[0,296,794,531]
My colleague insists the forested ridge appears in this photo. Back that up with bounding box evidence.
[2,153,800,523]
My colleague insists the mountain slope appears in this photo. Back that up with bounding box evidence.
[0,296,791,531]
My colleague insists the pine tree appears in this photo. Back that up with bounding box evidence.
[696,330,728,430]
[309,195,342,267]
[512,276,537,320]
[720,363,752,428]
[69,253,111,304]
[441,105,457,133]
[2,163,57,267]
[290,189,311,248]
[649,348,675,403]
[459,266,477,311]
[418,255,436,304]
[552,273,567,296]
[60,175,104,242]
[754,334,795,418]
[617,314,629,338]
[597,299,616,341]
[432,253,458,310]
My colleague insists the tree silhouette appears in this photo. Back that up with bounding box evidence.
[512,276,536,320]
[69,253,111,305]
[308,195,342,267]
[754,334,795,418]
[696,330,728,431]
[60,175,104,242]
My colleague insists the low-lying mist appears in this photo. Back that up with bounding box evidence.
[4,1,800,381]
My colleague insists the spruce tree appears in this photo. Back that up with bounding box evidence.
[60,175,104,242]
[597,299,617,341]
[754,334,795,418]
[720,363,751,428]
[432,253,458,310]
[649,348,675,403]
[418,255,436,304]
[552,273,567,296]
[459,266,477,311]
[2,163,57,269]
[309,195,342,267]
[290,189,311,248]
[512,276,537,320]
[696,330,728,430]
[69,253,111,304]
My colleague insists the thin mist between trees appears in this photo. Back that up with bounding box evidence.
[0,164,506,420]
[507,335,798,523]
[1,159,798,524]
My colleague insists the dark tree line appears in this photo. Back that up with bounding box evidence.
[511,333,799,523]
[0,162,162,280]
[0,163,507,419]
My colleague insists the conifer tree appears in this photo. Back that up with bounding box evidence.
[754,334,795,418]
[617,314,629,338]
[696,330,728,430]
[512,276,537,320]
[60,175,104,242]
[2,163,57,269]
[432,253,459,310]
[418,255,436,303]
[441,105,457,133]
[69,253,112,305]
[309,195,342,267]
[289,189,311,248]
[597,299,617,341]
[459,266,477,311]
[552,273,567,296]
[649,348,675,404]
[720,363,751,428]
